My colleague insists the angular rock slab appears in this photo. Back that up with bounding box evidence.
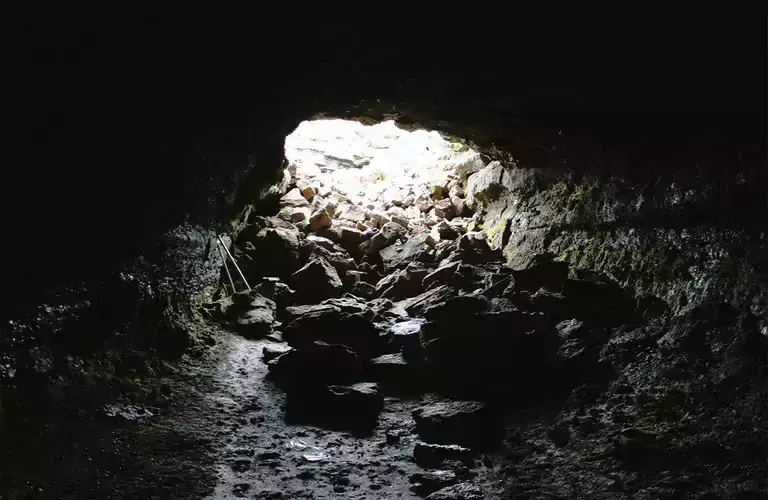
[413,442,474,469]
[409,469,459,497]
[369,352,425,392]
[412,400,503,450]
[291,256,343,303]
[285,382,384,432]
[232,294,277,338]
[425,483,484,500]
[281,304,380,357]
[267,340,362,387]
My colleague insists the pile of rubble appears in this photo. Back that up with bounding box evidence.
[200,121,645,497]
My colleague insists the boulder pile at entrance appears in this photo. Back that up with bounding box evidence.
[204,121,642,498]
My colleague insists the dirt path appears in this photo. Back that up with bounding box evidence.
[190,331,459,499]
[7,326,501,499]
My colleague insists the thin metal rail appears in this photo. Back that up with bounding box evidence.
[217,235,251,291]
[216,240,237,293]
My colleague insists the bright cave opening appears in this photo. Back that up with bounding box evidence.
[279,118,488,252]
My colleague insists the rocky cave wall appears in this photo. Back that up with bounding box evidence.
[11,19,766,326]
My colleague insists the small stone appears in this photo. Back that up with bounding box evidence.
[430,185,446,200]
[262,344,292,362]
[306,234,337,251]
[309,209,332,230]
[296,179,315,201]
[409,470,458,497]
[290,207,311,223]
[425,482,484,499]
[280,188,310,209]
[340,227,364,246]
[433,198,455,220]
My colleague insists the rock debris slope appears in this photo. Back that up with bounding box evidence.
[197,121,767,499]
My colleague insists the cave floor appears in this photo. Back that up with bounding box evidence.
[195,332,499,500]
[6,318,767,500]
[5,327,503,500]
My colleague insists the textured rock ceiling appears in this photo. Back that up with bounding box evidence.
[10,18,764,302]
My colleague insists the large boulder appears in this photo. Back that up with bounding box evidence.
[409,470,459,497]
[386,318,426,357]
[465,161,511,209]
[285,382,384,431]
[413,442,474,469]
[423,261,462,290]
[280,188,310,209]
[446,150,486,182]
[359,222,408,255]
[267,340,362,387]
[397,285,456,317]
[290,256,344,303]
[281,304,380,356]
[380,234,436,272]
[376,263,430,301]
[419,307,554,401]
[308,208,332,230]
[238,226,302,281]
[232,294,276,338]
[425,483,484,500]
[412,400,503,450]
[252,277,296,309]
[368,352,425,392]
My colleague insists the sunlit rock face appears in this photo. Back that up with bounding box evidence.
[278,119,767,319]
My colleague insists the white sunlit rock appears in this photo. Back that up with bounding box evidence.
[283,118,483,234]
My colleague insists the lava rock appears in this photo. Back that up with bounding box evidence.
[305,234,336,251]
[321,295,373,318]
[510,259,569,292]
[337,203,368,223]
[422,261,461,290]
[359,222,408,255]
[386,318,426,355]
[339,226,365,248]
[377,263,430,301]
[262,343,292,362]
[291,256,344,303]
[233,294,277,338]
[369,352,424,391]
[433,198,456,220]
[241,227,302,280]
[413,442,474,468]
[423,294,490,323]
[412,400,503,450]
[268,341,362,387]
[351,281,376,299]
[285,382,384,431]
[465,160,509,209]
[253,277,296,309]
[281,305,380,356]
[410,470,459,497]
[425,482,484,499]
[397,285,456,317]
[380,234,436,272]
[309,209,332,230]
[433,221,460,241]
[280,188,311,209]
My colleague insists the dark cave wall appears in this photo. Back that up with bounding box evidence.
[11,18,766,310]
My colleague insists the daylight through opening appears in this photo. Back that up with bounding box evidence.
[279,118,488,251]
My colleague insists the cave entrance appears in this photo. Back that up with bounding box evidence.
[279,118,485,248]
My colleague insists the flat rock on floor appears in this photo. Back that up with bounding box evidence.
[425,482,484,499]
[413,400,503,450]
